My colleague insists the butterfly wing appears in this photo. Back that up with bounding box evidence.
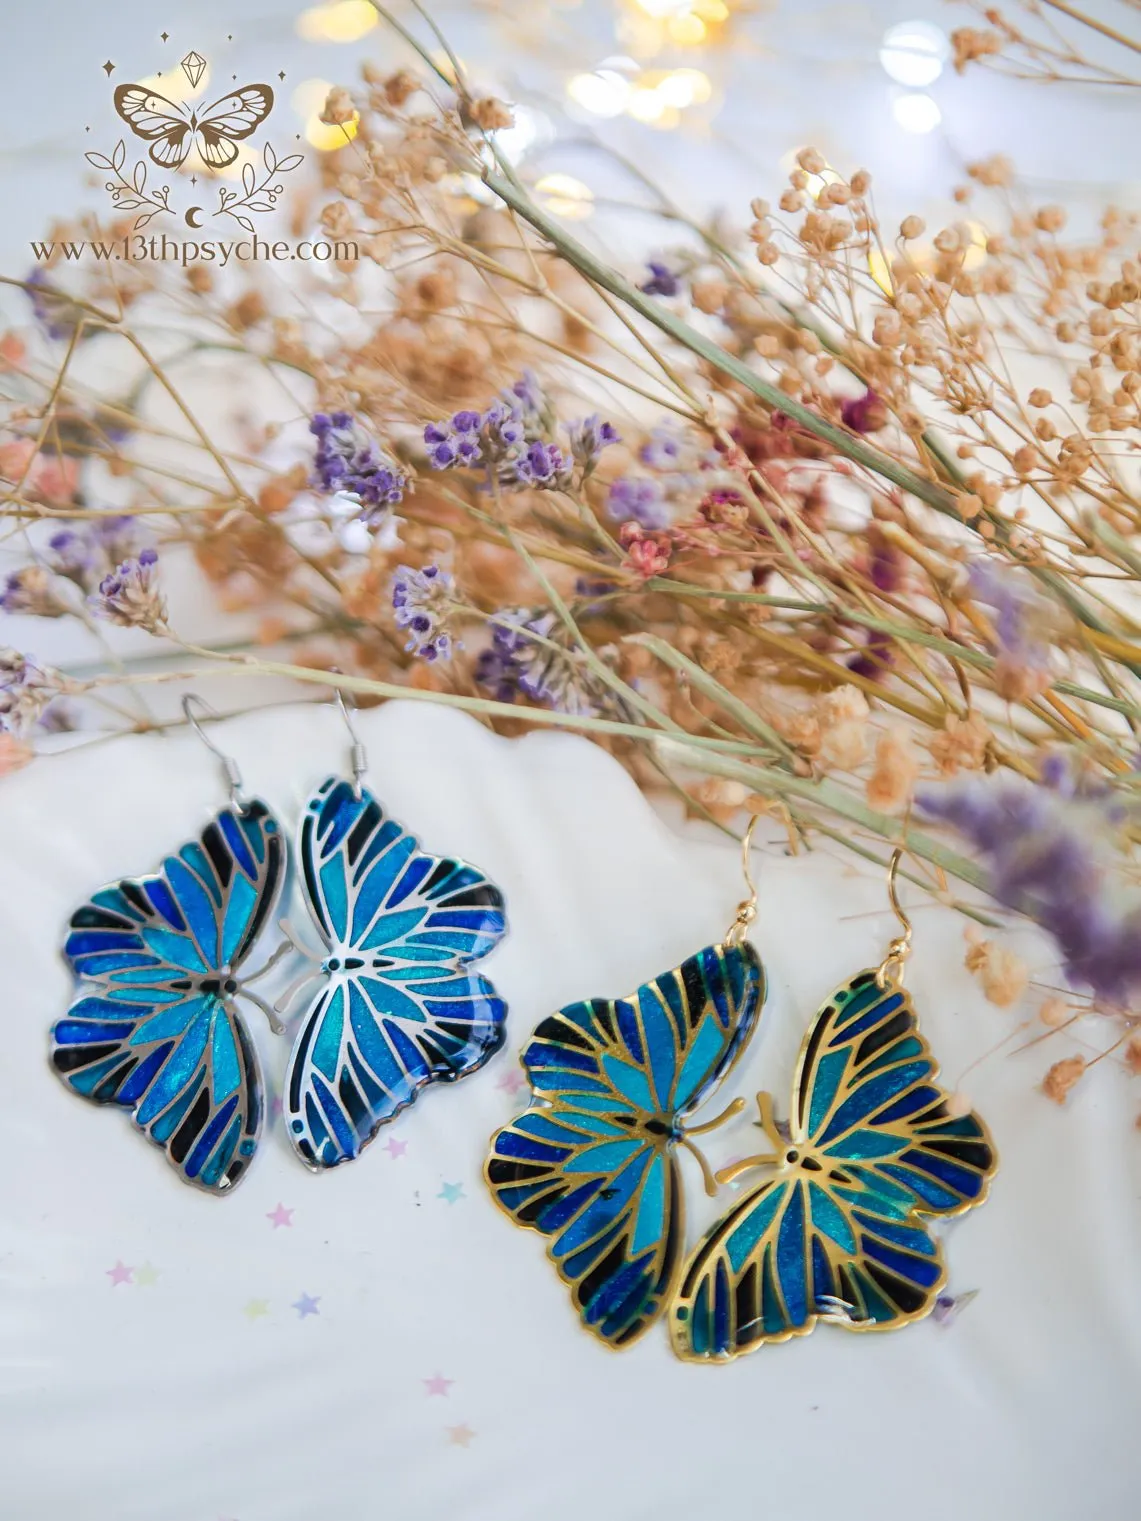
[486,941,764,1347]
[672,970,996,1361]
[113,85,193,168]
[285,778,508,1168]
[194,85,274,168]
[50,800,285,1193]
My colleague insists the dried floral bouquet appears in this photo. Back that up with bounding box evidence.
[3,2,1141,1108]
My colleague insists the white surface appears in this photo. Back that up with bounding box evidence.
[1,700,1139,1521]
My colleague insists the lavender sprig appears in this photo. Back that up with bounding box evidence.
[310,411,408,526]
[391,563,456,661]
[92,548,167,632]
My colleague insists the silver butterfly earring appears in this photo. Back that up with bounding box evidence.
[49,695,289,1194]
[276,689,510,1171]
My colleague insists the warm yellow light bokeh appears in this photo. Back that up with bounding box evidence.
[297,2,379,42]
[305,113,360,150]
[535,173,594,218]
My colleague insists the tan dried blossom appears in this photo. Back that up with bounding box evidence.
[816,685,869,770]
[321,87,357,126]
[689,777,750,823]
[226,292,267,332]
[1042,1055,1085,1105]
[930,713,991,776]
[1123,1033,1141,1075]
[964,932,1028,1009]
[951,29,1003,73]
[468,96,514,132]
[1039,997,1069,1029]
[866,727,919,815]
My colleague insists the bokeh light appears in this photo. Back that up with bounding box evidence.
[892,93,942,134]
[297,1,379,43]
[880,21,948,88]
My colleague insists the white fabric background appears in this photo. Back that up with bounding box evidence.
[1,701,1139,1520]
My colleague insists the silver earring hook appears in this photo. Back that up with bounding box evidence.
[181,694,245,808]
[334,685,368,797]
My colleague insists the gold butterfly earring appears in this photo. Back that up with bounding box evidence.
[671,848,997,1363]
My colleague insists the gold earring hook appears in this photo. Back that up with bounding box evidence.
[875,847,913,989]
[181,693,244,807]
[725,812,761,947]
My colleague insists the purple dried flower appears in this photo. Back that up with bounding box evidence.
[391,563,456,662]
[607,476,669,529]
[310,411,407,525]
[840,389,887,434]
[93,547,167,632]
[475,610,596,715]
[506,370,546,425]
[507,438,572,492]
[919,776,1141,1006]
[0,649,59,735]
[46,528,98,585]
[640,427,684,471]
[640,260,681,298]
[25,269,77,341]
[847,628,894,681]
[565,415,620,475]
[968,559,1050,667]
[0,566,66,618]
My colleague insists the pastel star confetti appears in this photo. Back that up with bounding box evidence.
[384,1137,408,1159]
[292,1292,321,1319]
[496,1068,526,1095]
[266,1203,294,1229]
[243,1299,270,1321]
[423,1372,454,1397]
[106,1261,133,1287]
[438,1181,465,1204]
[134,1263,160,1287]
[446,1424,476,1447]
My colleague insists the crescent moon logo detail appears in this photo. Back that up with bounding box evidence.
[184,206,204,228]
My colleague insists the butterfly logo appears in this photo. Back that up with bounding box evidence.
[113,82,275,170]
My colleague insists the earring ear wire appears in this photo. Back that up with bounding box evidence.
[725,812,761,947]
[875,847,914,990]
[331,683,368,798]
[181,693,244,808]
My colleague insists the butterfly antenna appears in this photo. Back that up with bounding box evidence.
[678,1137,721,1198]
[240,986,286,1037]
[273,968,323,1016]
[711,1091,784,1184]
[241,938,295,986]
[278,916,320,960]
[684,1095,747,1137]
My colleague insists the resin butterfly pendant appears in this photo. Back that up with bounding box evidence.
[486,941,765,1349]
[50,801,287,1194]
[283,778,508,1169]
[671,968,997,1362]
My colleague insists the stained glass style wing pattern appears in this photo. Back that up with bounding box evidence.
[486,941,765,1348]
[285,778,508,1169]
[50,800,286,1194]
[671,969,996,1361]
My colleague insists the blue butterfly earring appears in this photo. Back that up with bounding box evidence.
[50,696,290,1195]
[671,849,997,1362]
[485,818,768,1350]
[278,690,509,1170]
